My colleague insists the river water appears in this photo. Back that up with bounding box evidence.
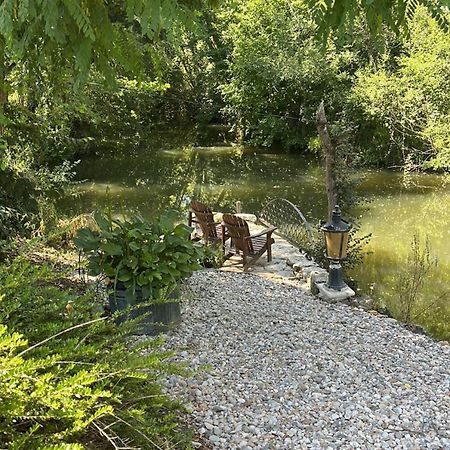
[60,128,450,339]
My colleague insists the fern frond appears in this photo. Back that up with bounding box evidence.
[0,0,15,37]
[62,0,95,41]
[307,0,449,41]
[421,0,449,32]
[406,0,420,22]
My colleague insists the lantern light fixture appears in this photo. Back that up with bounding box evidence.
[320,205,351,291]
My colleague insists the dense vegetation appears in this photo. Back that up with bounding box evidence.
[0,0,449,446]
[0,253,192,448]
[1,1,449,237]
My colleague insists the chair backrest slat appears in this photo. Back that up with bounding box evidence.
[222,214,254,254]
[190,200,218,239]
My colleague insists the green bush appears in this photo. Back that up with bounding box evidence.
[74,210,204,300]
[0,150,79,242]
[0,257,192,449]
[220,0,359,150]
[349,7,450,170]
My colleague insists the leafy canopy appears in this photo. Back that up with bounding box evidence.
[307,0,449,39]
[0,0,212,85]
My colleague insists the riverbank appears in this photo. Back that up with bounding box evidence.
[163,270,450,450]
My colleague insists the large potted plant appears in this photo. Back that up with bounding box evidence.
[74,210,203,334]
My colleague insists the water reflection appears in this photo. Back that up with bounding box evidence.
[62,143,328,219]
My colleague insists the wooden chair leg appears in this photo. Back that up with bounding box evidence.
[267,240,272,262]
[242,249,251,271]
[243,246,267,271]
[188,211,193,240]
[243,256,253,272]
[221,224,226,254]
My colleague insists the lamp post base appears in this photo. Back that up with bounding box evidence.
[314,260,356,303]
[326,261,346,291]
[316,282,355,303]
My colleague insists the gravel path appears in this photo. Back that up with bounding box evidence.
[164,271,450,450]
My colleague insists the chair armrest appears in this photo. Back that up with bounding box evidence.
[246,226,277,240]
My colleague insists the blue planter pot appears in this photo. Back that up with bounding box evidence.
[108,283,181,335]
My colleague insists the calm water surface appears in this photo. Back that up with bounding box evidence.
[60,130,450,338]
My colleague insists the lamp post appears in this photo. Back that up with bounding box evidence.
[320,205,351,291]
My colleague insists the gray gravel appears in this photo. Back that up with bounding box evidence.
[164,270,450,449]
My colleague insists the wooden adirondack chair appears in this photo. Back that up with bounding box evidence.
[188,200,228,247]
[221,213,276,271]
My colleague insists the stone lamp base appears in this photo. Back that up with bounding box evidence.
[316,282,355,303]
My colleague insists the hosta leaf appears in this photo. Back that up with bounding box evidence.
[94,210,110,231]
[118,273,132,282]
[151,242,165,253]
[129,241,141,251]
[126,256,138,269]
[100,242,123,256]
[73,228,98,251]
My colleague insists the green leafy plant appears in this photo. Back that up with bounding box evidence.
[0,256,192,449]
[393,234,438,324]
[74,210,204,301]
[199,243,224,268]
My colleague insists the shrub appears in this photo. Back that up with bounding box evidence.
[220,0,360,150]
[74,210,204,300]
[0,257,191,449]
[387,234,444,326]
[349,7,450,171]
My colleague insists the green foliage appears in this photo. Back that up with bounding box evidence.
[199,243,224,268]
[380,233,449,339]
[0,164,38,242]
[0,256,191,448]
[0,144,79,242]
[349,7,450,170]
[74,210,204,300]
[0,206,28,247]
[161,7,231,124]
[0,0,211,86]
[220,0,361,150]
[393,234,437,324]
[306,0,449,40]
[79,78,171,153]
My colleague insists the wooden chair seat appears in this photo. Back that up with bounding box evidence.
[221,213,276,271]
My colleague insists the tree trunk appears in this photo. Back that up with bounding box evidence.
[316,101,338,220]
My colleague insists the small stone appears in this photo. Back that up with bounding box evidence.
[212,405,226,412]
